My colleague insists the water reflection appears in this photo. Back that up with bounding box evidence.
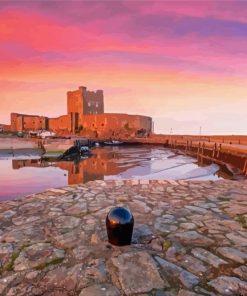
[12,148,129,185]
[0,146,225,201]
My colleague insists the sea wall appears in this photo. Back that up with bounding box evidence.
[0,137,39,150]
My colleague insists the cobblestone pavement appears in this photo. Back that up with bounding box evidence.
[0,179,247,296]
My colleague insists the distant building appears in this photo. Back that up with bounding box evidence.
[9,85,152,136]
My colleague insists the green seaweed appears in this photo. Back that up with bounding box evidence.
[236,214,247,229]
[0,243,29,275]
[162,240,172,251]
[35,257,64,270]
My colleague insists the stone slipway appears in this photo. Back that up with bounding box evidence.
[0,179,247,296]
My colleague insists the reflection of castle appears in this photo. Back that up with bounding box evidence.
[12,149,126,185]
[9,85,152,136]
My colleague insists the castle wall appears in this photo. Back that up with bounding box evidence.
[11,113,47,131]
[48,115,71,132]
[79,113,152,136]
[0,124,11,132]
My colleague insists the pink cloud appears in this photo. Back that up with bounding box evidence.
[1,3,247,82]
[137,1,247,24]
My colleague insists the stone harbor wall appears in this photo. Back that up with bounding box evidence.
[0,179,247,295]
[0,137,39,150]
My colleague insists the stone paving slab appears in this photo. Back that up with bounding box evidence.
[0,179,247,295]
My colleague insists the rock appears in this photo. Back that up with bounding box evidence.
[132,224,153,243]
[0,243,14,254]
[217,247,247,263]
[5,283,29,296]
[14,243,65,271]
[53,228,87,249]
[64,202,87,215]
[194,287,216,296]
[40,266,78,292]
[178,255,207,275]
[48,188,68,194]
[53,215,81,229]
[226,233,247,246]
[179,270,200,289]
[91,233,101,244]
[71,245,91,260]
[12,215,40,226]
[155,256,199,289]
[155,291,170,296]
[111,251,166,295]
[79,284,120,296]
[185,206,209,214]
[0,210,16,219]
[25,270,40,280]
[169,231,214,246]
[208,276,247,295]
[84,258,107,283]
[177,290,202,296]
[224,204,247,216]
[129,200,152,214]
[191,248,227,268]
[0,274,17,295]
[18,202,45,215]
[154,217,177,234]
[151,238,163,251]
[180,223,196,230]
[233,265,247,281]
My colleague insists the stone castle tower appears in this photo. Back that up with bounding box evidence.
[67,86,104,133]
[67,86,104,115]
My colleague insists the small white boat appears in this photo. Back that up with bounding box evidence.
[104,140,124,146]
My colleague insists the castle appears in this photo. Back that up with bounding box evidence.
[9,86,152,137]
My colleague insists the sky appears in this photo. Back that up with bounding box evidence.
[0,0,247,135]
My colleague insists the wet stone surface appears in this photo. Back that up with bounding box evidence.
[0,179,247,295]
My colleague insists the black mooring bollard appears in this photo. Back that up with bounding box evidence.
[106,207,134,246]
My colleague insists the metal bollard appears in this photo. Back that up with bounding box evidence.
[106,207,134,246]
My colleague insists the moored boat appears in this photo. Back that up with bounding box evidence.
[104,140,124,146]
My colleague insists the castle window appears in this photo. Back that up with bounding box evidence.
[96,102,99,108]
[88,102,91,107]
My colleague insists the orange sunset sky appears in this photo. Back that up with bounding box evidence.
[0,1,247,134]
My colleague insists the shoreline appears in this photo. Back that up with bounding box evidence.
[0,179,247,295]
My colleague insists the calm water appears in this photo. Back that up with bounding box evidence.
[0,146,223,201]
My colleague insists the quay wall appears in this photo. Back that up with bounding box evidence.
[119,135,247,176]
